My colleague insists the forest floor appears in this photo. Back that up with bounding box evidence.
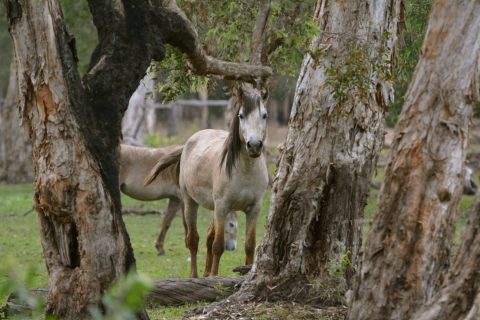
[0,124,478,319]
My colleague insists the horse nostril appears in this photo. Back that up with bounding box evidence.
[259,141,263,148]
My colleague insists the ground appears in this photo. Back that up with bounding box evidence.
[0,126,477,319]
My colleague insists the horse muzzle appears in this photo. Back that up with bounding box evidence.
[246,139,263,158]
[225,240,237,251]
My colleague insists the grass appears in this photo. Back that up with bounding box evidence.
[0,183,270,319]
[0,155,477,319]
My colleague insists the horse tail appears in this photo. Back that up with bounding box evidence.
[143,145,183,186]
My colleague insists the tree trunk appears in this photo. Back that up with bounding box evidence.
[199,84,209,129]
[122,73,156,146]
[0,56,33,183]
[5,0,165,318]
[232,0,404,302]
[349,1,480,319]
[414,189,480,320]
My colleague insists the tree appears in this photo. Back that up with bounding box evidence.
[415,189,480,320]
[4,0,270,318]
[0,1,94,184]
[222,0,405,304]
[387,0,431,127]
[0,56,33,183]
[349,1,480,319]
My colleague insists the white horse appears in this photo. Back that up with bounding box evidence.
[119,144,238,256]
[145,90,269,277]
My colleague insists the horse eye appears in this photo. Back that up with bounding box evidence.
[238,114,244,120]
[262,113,268,119]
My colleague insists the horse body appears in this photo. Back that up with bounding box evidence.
[179,91,268,277]
[120,144,181,201]
[119,144,238,255]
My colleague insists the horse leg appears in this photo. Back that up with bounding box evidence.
[245,206,261,265]
[204,220,215,277]
[155,197,181,256]
[210,205,227,276]
[183,195,199,278]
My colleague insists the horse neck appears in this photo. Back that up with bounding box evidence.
[237,143,265,172]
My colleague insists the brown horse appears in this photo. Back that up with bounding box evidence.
[145,90,269,277]
[119,144,238,255]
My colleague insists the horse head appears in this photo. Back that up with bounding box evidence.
[237,90,268,158]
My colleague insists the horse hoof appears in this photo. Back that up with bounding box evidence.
[157,249,165,256]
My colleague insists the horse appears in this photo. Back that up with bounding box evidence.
[119,144,238,256]
[144,90,269,277]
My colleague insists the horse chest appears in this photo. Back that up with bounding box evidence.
[223,172,267,211]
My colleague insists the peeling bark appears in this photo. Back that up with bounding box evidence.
[349,1,480,319]
[230,0,404,303]
[414,191,480,320]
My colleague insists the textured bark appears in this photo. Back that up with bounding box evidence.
[5,0,164,318]
[232,0,404,302]
[147,276,244,306]
[349,1,480,319]
[414,191,480,320]
[0,57,33,183]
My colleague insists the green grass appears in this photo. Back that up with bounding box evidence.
[0,159,477,319]
[0,183,270,319]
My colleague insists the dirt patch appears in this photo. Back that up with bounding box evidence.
[185,301,347,320]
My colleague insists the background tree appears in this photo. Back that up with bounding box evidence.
[349,0,480,319]
[0,57,33,183]
[215,0,405,305]
[387,0,431,126]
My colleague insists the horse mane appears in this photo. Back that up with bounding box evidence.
[220,93,260,177]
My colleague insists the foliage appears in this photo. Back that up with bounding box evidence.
[0,260,53,319]
[156,0,317,102]
[323,34,392,110]
[387,0,432,127]
[327,251,351,278]
[151,47,208,103]
[89,272,152,320]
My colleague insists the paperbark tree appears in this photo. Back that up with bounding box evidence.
[414,188,480,320]
[349,1,480,319]
[231,0,404,303]
[0,57,33,183]
[5,0,271,318]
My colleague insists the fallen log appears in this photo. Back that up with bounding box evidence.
[147,276,245,306]
[122,208,163,216]
[1,276,245,316]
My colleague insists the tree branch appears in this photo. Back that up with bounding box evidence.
[250,0,271,65]
[155,0,273,83]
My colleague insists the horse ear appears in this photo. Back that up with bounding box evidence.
[260,87,269,101]
[237,87,246,102]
